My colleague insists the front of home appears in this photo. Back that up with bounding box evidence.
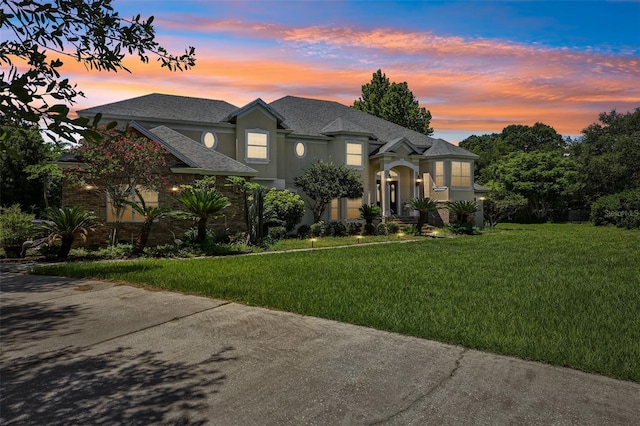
[64,93,483,245]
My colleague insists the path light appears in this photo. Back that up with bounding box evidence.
[356,235,363,244]
[170,185,180,192]
[84,184,95,191]
[310,238,317,248]
[397,232,404,240]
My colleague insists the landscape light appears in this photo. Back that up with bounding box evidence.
[310,238,317,248]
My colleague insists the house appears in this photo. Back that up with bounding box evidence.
[63,93,482,245]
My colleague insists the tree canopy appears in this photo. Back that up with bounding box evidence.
[353,69,433,135]
[459,122,565,180]
[570,108,640,204]
[0,126,63,211]
[294,160,363,223]
[1,0,196,142]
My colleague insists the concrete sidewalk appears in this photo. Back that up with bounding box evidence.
[1,272,638,425]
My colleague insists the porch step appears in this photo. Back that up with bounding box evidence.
[386,216,430,234]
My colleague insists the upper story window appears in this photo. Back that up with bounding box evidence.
[294,142,306,158]
[202,131,217,149]
[451,161,472,187]
[434,161,445,186]
[246,129,269,163]
[346,141,363,168]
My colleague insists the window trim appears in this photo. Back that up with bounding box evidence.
[294,141,306,159]
[450,160,472,188]
[345,140,364,169]
[245,128,270,164]
[201,130,218,149]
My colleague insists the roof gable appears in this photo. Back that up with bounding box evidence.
[374,137,421,156]
[225,98,288,128]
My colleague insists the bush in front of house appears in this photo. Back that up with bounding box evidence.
[347,221,363,236]
[386,221,400,234]
[591,188,640,228]
[0,204,37,258]
[376,222,388,236]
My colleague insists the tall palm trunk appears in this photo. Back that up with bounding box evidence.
[197,217,208,242]
[132,219,154,255]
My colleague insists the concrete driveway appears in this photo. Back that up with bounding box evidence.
[1,271,639,425]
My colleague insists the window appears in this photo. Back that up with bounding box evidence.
[202,131,217,149]
[107,186,158,223]
[346,141,363,167]
[246,129,269,162]
[434,161,445,186]
[294,142,306,158]
[346,198,361,219]
[451,161,472,187]
[330,199,339,221]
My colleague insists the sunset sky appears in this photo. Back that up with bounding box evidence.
[66,1,639,143]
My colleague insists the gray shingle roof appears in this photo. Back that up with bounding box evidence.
[147,125,257,176]
[269,96,438,147]
[78,93,239,124]
[423,139,479,159]
[320,117,372,136]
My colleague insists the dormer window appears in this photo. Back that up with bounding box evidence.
[246,129,269,163]
[346,141,363,168]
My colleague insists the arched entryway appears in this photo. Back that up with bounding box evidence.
[376,163,420,217]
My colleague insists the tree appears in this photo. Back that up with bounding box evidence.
[0,126,62,211]
[483,191,528,228]
[264,188,305,232]
[353,69,433,135]
[41,206,98,259]
[406,197,438,233]
[176,186,230,244]
[293,160,364,223]
[459,123,565,183]
[65,126,168,244]
[359,204,381,235]
[570,108,640,204]
[501,123,565,153]
[1,0,196,143]
[445,200,478,223]
[483,152,580,221]
[126,189,172,255]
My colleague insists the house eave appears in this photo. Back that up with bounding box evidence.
[170,167,258,177]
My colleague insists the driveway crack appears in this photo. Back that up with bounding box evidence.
[369,347,467,425]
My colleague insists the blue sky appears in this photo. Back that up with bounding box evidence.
[68,0,640,142]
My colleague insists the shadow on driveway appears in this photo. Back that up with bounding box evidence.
[1,345,236,425]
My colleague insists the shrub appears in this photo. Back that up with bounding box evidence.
[445,222,478,235]
[268,226,287,241]
[591,189,640,228]
[386,221,400,234]
[347,221,363,236]
[310,221,326,237]
[264,188,305,231]
[297,224,311,239]
[359,204,381,225]
[329,221,348,237]
[0,205,37,257]
[376,222,388,236]
[402,224,418,235]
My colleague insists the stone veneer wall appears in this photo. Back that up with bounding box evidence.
[62,171,246,248]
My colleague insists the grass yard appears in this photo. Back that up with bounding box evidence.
[34,224,640,382]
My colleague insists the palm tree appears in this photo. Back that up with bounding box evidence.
[445,200,479,223]
[406,197,438,233]
[41,206,99,259]
[127,190,172,255]
[359,203,381,235]
[176,187,230,243]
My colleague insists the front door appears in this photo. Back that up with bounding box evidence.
[389,182,398,215]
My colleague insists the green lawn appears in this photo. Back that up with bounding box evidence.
[34,224,640,382]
